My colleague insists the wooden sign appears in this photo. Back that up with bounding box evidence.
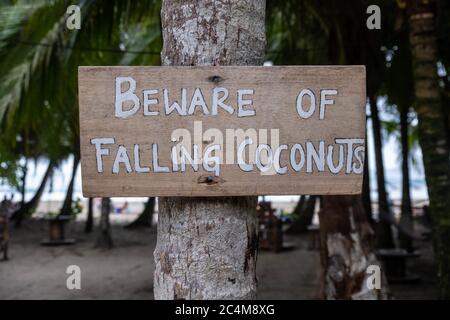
[78,66,366,197]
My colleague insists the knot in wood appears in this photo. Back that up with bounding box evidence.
[208,75,223,84]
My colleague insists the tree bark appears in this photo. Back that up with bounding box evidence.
[125,197,155,229]
[319,196,390,300]
[155,197,258,300]
[399,105,414,251]
[407,0,450,298]
[84,198,94,233]
[59,155,80,217]
[369,96,394,248]
[154,0,265,300]
[96,197,113,249]
[12,160,54,227]
[363,125,374,225]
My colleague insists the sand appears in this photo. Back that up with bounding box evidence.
[0,216,320,300]
[0,213,437,299]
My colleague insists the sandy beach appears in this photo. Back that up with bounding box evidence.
[0,216,321,300]
[0,207,437,300]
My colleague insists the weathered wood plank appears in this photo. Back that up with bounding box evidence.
[78,66,366,196]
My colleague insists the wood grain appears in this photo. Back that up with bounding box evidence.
[78,66,366,197]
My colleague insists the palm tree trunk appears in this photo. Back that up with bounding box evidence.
[407,0,450,298]
[18,160,27,214]
[363,124,374,224]
[154,0,265,300]
[59,155,80,217]
[399,106,414,251]
[319,196,390,299]
[96,197,113,249]
[287,195,306,233]
[84,198,94,233]
[125,197,155,229]
[303,195,317,226]
[369,96,394,248]
[294,195,306,216]
[27,161,55,211]
[288,196,316,233]
[13,160,54,227]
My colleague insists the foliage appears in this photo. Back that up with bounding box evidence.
[0,0,162,185]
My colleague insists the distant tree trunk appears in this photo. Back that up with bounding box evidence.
[289,195,306,224]
[13,160,54,227]
[294,195,306,215]
[59,155,80,217]
[14,160,28,227]
[96,197,113,249]
[154,0,265,300]
[303,195,317,226]
[84,198,94,233]
[24,161,54,212]
[399,106,414,251]
[369,96,394,248]
[407,0,450,298]
[363,125,374,224]
[319,195,390,300]
[288,195,316,233]
[19,160,27,208]
[125,197,155,229]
